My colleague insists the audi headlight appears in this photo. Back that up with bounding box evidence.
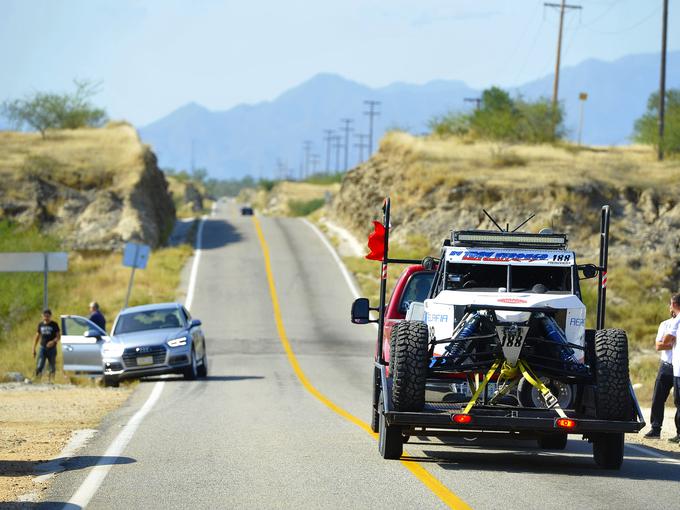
[167,336,188,348]
[101,342,125,357]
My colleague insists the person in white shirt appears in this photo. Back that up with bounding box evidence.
[645,314,676,438]
[655,293,680,443]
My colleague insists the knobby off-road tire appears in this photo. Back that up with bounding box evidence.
[594,329,632,421]
[593,433,625,470]
[392,321,429,412]
[378,393,403,459]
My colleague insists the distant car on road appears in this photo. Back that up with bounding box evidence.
[240,206,254,216]
[61,302,208,387]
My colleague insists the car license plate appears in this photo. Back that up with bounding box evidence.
[137,355,153,366]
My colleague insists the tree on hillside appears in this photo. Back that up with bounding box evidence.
[428,86,564,143]
[633,89,680,156]
[2,80,107,138]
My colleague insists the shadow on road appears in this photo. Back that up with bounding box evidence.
[400,440,680,481]
[0,456,135,478]
[201,219,242,250]
[0,503,82,509]
[140,375,264,383]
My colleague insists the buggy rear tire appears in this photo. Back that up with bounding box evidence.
[391,321,429,412]
[594,329,632,420]
[592,433,624,469]
[378,393,403,459]
[537,434,568,450]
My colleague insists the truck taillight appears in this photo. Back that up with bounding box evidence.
[452,414,472,424]
[556,418,576,429]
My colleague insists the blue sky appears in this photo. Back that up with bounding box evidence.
[1,0,676,126]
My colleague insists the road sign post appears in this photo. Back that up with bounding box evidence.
[0,252,68,309]
[122,242,150,309]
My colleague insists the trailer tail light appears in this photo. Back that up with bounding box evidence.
[452,414,473,424]
[556,418,576,429]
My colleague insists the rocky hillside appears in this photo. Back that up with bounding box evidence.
[333,132,680,349]
[0,123,175,249]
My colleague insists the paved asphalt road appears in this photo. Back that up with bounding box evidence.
[42,199,680,509]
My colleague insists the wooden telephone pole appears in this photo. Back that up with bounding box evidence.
[545,1,582,137]
[659,0,669,161]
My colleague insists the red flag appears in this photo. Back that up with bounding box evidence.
[366,221,386,260]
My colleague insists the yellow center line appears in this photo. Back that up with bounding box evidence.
[253,216,472,510]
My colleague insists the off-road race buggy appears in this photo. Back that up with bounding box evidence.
[351,198,645,469]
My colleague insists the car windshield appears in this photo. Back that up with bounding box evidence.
[114,309,184,334]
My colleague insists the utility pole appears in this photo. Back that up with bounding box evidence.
[323,129,334,173]
[577,92,588,146]
[310,154,321,174]
[340,118,353,171]
[464,97,482,110]
[332,135,342,172]
[659,0,669,161]
[302,140,312,179]
[363,100,381,155]
[545,1,582,137]
[354,133,370,164]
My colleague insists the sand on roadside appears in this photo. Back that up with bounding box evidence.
[0,382,131,503]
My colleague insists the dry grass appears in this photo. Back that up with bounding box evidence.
[0,122,146,192]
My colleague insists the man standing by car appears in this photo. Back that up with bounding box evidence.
[88,301,106,331]
[645,310,677,438]
[655,293,680,443]
[33,309,61,383]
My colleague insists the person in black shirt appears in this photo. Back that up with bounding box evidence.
[33,309,60,382]
[88,301,106,332]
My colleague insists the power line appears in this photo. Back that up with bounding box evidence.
[323,129,334,173]
[339,118,353,171]
[545,1,583,137]
[302,140,312,179]
[354,133,370,165]
[363,100,381,155]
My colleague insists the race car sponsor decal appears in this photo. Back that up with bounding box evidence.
[497,298,528,304]
[446,248,574,266]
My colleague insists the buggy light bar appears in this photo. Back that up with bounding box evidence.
[556,418,577,429]
[452,414,473,424]
[452,231,568,249]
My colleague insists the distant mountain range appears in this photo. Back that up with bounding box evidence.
[137,50,677,179]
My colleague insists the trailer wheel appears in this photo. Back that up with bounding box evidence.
[391,321,429,412]
[593,433,624,469]
[594,329,632,420]
[537,434,568,450]
[378,393,403,459]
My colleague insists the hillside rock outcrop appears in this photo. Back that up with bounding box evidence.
[0,124,175,250]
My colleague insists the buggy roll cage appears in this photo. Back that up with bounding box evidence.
[373,197,611,367]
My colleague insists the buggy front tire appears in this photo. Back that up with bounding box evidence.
[593,433,624,469]
[391,321,429,412]
[378,393,403,460]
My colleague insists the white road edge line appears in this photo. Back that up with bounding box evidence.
[304,218,680,467]
[302,219,360,299]
[64,212,209,509]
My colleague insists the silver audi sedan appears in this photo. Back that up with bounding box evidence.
[61,302,208,387]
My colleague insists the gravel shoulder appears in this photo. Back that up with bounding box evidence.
[0,383,131,503]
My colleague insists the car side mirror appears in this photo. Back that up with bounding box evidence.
[422,257,439,271]
[578,264,599,279]
[84,329,102,339]
[189,319,202,327]
[351,298,372,324]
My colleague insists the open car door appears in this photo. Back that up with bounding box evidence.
[60,315,108,373]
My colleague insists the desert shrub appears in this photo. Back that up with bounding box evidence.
[633,89,680,156]
[288,198,325,216]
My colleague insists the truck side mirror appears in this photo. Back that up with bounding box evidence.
[578,264,599,279]
[351,298,371,324]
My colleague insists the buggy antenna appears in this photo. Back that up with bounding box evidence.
[482,209,505,232]
[511,213,536,233]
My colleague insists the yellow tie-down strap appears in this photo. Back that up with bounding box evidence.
[517,360,568,419]
[460,359,567,419]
